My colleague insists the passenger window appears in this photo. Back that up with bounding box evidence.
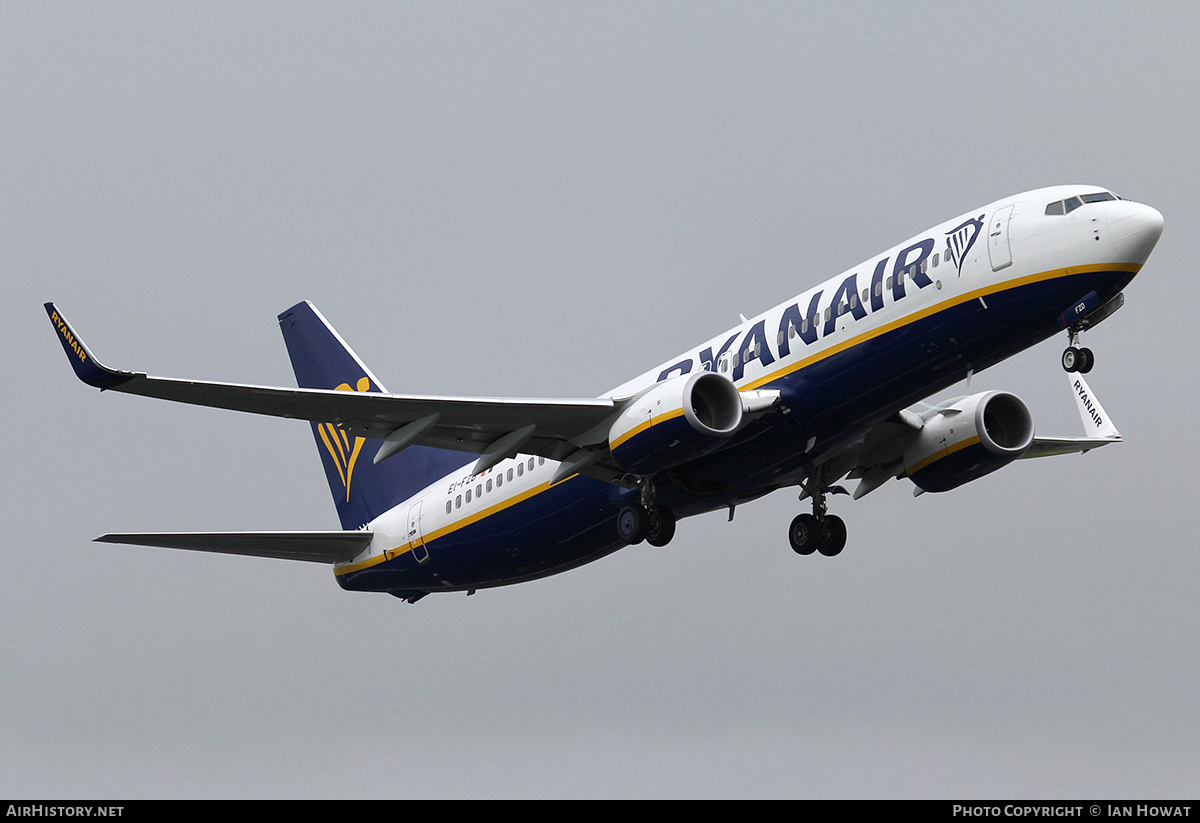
[455,495,462,509]
[517,463,524,477]
[446,501,452,514]
[466,489,472,503]
[528,457,535,471]
[932,253,939,267]
[507,468,514,481]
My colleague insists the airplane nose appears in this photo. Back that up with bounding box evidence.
[1108,201,1164,264]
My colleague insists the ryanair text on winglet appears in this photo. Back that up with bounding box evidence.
[1074,377,1105,428]
[50,310,88,364]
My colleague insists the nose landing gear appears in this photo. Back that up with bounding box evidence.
[1060,289,1125,374]
[1062,329,1095,374]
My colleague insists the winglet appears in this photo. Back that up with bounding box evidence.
[1020,371,1121,460]
[44,303,134,390]
[1068,370,1121,441]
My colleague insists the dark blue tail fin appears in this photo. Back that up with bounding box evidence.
[277,301,470,530]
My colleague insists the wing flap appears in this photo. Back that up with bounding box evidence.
[95,531,374,563]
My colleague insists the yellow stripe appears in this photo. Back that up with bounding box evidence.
[335,262,1141,577]
[610,407,686,450]
[333,475,573,576]
[907,434,981,475]
[741,262,1141,392]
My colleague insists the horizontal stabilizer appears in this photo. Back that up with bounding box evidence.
[95,531,373,563]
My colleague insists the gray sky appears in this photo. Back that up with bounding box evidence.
[4,2,1198,798]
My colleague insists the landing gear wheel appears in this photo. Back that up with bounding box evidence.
[817,515,847,557]
[1062,347,1080,373]
[616,505,649,545]
[1077,347,1095,374]
[789,513,820,555]
[646,506,676,547]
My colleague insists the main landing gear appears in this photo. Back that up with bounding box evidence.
[789,475,847,557]
[616,478,676,547]
[1061,329,1094,374]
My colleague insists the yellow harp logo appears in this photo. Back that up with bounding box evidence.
[318,376,370,501]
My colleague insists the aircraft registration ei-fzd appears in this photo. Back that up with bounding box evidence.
[48,186,1164,603]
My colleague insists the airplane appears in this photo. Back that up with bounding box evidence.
[46,185,1164,602]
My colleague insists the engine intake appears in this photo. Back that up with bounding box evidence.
[609,372,743,473]
[904,391,1035,493]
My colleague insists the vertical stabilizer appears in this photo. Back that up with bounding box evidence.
[277,301,470,530]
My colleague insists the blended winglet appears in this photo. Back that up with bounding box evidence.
[1068,371,1120,441]
[1021,371,1121,459]
[44,303,134,390]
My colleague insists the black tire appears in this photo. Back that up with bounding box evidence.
[617,505,649,544]
[1077,347,1095,374]
[646,506,677,547]
[817,514,847,557]
[789,513,819,555]
[1062,347,1080,373]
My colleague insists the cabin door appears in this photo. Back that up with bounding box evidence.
[988,205,1014,271]
[407,500,429,563]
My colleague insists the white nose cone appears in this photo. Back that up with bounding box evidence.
[1108,201,1164,264]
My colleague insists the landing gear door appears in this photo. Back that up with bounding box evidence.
[407,500,429,564]
[988,205,1014,271]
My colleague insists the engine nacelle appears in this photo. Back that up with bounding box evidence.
[904,391,1035,493]
[609,372,743,473]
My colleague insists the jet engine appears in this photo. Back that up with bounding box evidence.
[904,391,1035,493]
[609,372,744,473]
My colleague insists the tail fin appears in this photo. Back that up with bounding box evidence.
[277,301,470,530]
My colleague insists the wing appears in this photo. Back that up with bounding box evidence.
[1018,371,1121,458]
[47,303,623,477]
[835,370,1121,500]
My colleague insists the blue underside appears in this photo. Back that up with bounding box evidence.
[335,268,1133,596]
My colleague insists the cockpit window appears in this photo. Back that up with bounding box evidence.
[1046,191,1120,215]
